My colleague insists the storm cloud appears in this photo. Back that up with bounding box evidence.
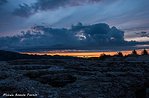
[13,3,36,17]
[34,0,101,10]
[13,0,101,17]
[0,0,149,44]
[0,0,7,5]
[0,23,128,51]
[136,32,149,37]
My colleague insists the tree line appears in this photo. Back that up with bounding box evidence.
[99,49,148,60]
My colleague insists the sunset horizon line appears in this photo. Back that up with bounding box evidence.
[21,49,149,58]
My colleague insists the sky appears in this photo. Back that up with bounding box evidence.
[0,0,149,51]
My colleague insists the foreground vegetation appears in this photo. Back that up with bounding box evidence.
[0,49,148,98]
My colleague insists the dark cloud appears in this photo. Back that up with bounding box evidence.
[136,32,149,37]
[0,23,135,51]
[0,0,7,5]
[13,3,35,17]
[13,0,101,17]
[34,0,101,10]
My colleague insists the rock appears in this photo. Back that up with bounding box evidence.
[0,71,9,80]
[25,70,50,79]
[38,74,77,87]
[0,58,149,98]
[146,88,149,98]
[0,80,17,95]
[48,66,65,71]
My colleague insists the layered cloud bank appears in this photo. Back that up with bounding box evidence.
[0,0,149,41]
[1,23,147,51]
[13,0,101,17]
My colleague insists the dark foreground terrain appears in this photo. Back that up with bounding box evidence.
[0,59,149,98]
[0,50,149,98]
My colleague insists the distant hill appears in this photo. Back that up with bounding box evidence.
[0,50,29,61]
[0,50,78,61]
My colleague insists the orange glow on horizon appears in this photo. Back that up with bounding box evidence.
[21,49,148,58]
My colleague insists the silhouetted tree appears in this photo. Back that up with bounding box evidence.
[100,53,111,60]
[141,49,148,55]
[131,49,138,55]
[117,52,123,57]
